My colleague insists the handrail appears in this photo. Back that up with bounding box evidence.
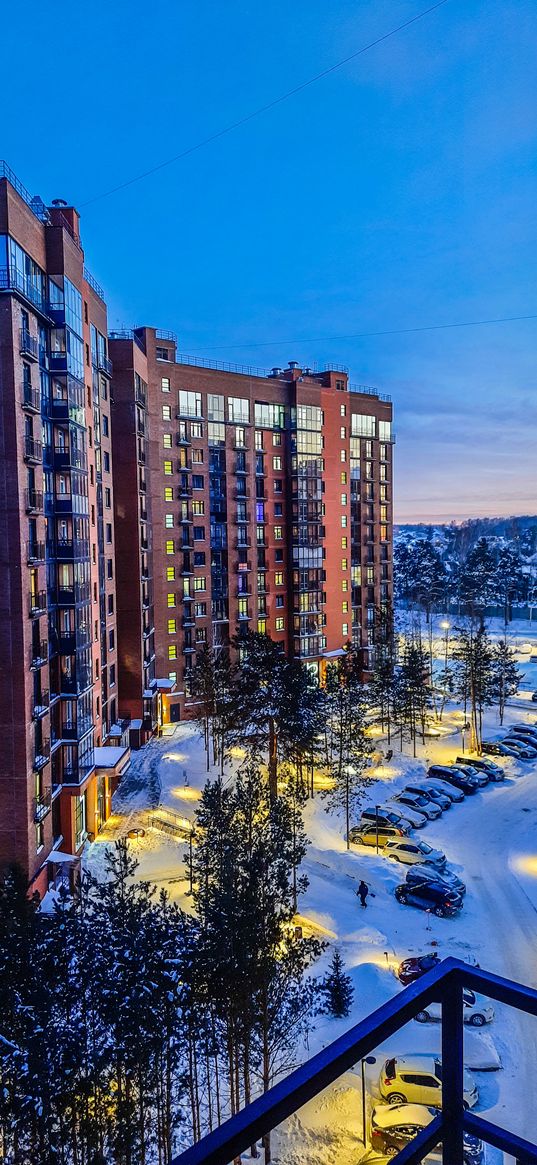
[171,956,537,1165]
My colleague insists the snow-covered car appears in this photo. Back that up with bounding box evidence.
[405,782,451,810]
[483,740,525,758]
[427,765,479,794]
[502,737,537,759]
[370,1103,434,1154]
[510,723,537,738]
[360,806,415,832]
[455,756,504,781]
[405,864,466,896]
[378,1055,478,1108]
[386,800,427,829]
[507,728,537,750]
[384,838,446,867]
[426,777,465,803]
[391,791,442,820]
[415,988,494,1027]
[455,763,489,787]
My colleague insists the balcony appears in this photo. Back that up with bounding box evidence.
[27,540,46,564]
[30,640,48,669]
[183,644,196,654]
[20,328,39,361]
[53,445,85,470]
[23,435,42,463]
[33,789,52,823]
[25,488,43,513]
[171,957,537,1165]
[48,350,68,373]
[97,353,113,377]
[29,590,47,617]
[182,616,195,628]
[33,739,50,770]
[32,690,50,719]
[236,560,252,573]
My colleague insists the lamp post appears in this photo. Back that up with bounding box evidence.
[186,828,195,895]
[375,805,380,854]
[361,1055,377,1145]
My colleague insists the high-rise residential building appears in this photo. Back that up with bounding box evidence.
[0,163,123,894]
[110,328,393,725]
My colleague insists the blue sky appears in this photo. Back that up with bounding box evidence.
[3,0,536,521]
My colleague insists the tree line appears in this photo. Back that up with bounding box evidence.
[395,535,533,623]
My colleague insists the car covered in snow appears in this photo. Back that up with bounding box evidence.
[426,776,465,803]
[455,756,504,781]
[359,806,415,832]
[386,800,428,829]
[395,879,463,917]
[348,823,406,847]
[378,1055,478,1109]
[502,736,537,759]
[369,1102,483,1162]
[405,864,466,896]
[404,782,452,810]
[415,988,494,1027]
[455,763,489,787]
[396,952,440,985]
[391,790,442,820]
[427,765,479,793]
[384,838,446,867]
[483,739,529,758]
[510,722,537,739]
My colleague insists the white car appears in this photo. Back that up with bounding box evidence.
[384,838,446,867]
[416,989,494,1027]
[386,801,427,829]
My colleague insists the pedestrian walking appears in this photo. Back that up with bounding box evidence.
[357,880,369,908]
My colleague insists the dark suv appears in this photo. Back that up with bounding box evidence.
[395,879,463,917]
[427,765,478,794]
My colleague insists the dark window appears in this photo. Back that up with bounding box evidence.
[192,475,204,489]
[193,526,205,540]
[103,451,110,472]
[193,552,206,566]
[274,479,283,493]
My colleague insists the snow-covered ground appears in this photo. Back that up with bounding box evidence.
[84,627,537,1162]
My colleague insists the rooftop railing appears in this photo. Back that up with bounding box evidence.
[83,266,105,300]
[172,956,537,1165]
[0,161,51,222]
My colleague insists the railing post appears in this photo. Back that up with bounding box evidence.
[441,971,464,1165]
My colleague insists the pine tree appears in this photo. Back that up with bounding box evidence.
[491,638,521,724]
[321,949,354,1018]
[452,624,496,753]
[495,546,524,625]
[322,648,374,846]
[392,635,431,755]
[459,538,497,625]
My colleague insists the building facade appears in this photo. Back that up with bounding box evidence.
[110,328,393,724]
[0,164,119,893]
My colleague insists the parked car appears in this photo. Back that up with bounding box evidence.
[392,791,442,820]
[397,952,440,985]
[427,765,479,793]
[395,880,463,917]
[370,1102,434,1154]
[349,823,406,847]
[506,728,537,749]
[405,782,451,811]
[502,737,537,759]
[426,777,465,803]
[455,756,504,781]
[455,763,489,787]
[386,800,427,829]
[483,740,525,758]
[415,988,494,1027]
[406,864,466,896]
[384,839,446,867]
[360,806,413,831]
[510,723,537,738]
[378,1055,478,1108]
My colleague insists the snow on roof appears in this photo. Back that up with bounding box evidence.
[155,677,176,690]
[323,648,347,658]
[130,718,143,729]
[45,851,79,864]
[372,1103,432,1129]
[94,746,130,769]
[143,689,155,698]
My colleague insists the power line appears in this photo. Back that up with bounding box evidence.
[80,0,450,208]
[185,313,537,352]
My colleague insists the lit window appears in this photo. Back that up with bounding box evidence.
[275,617,285,631]
[275,571,284,585]
[191,422,203,438]
[163,433,172,448]
[341,472,347,484]
[162,405,172,420]
[340,404,346,417]
[342,623,349,636]
[164,460,173,475]
[167,593,175,607]
[342,601,348,613]
[273,456,282,470]
[168,644,177,659]
[342,579,348,591]
[167,566,176,580]
[166,539,174,555]
[272,432,282,446]
[274,526,283,540]
[341,515,347,527]
[192,501,205,516]
[340,449,346,462]
[257,618,267,634]
[341,493,347,505]
[168,671,177,683]
[164,486,173,501]
[167,618,177,634]
[341,537,347,548]
[192,448,204,463]
[341,558,348,570]
[193,576,206,591]
[165,514,174,528]
[340,427,346,439]
[161,377,170,392]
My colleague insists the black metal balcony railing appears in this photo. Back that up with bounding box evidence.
[25,488,44,513]
[172,957,537,1165]
[33,789,52,823]
[29,590,47,616]
[97,353,113,377]
[24,435,42,463]
[32,689,49,718]
[20,328,39,361]
[33,739,50,770]
[29,640,48,669]
[27,541,46,564]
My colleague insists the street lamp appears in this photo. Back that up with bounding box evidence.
[375,805,380,854]
[360,1055,377,1145]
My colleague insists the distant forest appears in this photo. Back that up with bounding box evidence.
[395,516,537,560]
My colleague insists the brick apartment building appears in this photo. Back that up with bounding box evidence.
[0,164,127,895]
[109,328,393,728]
